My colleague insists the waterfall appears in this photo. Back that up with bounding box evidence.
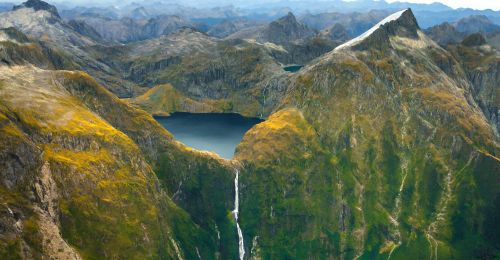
[233,169,245,260]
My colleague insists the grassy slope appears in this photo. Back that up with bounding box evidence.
[0,65,238,259]
[235,31,500,259]
[132,84,232,116]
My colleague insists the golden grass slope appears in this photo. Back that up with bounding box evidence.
[132,84,231,116]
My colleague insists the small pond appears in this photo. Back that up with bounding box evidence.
[155,113,263,159]
[283,65,303,72]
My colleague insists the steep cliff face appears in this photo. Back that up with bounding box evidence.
[0,66,175,258]
[0,44,238,258]
[121,31,288,117]
[235,9,500,259]
[446,35,500,136]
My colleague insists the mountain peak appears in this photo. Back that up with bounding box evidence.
[335,8,419,51]
[276,11,298,25]
[262,11,316,45]
[13,0,60,18]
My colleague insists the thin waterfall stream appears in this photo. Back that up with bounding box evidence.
[233,169,245,260]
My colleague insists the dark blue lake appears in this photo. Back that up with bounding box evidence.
[155,113,263,159]
[283,65,303,72]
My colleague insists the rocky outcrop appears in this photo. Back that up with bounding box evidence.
[13,0,60,18]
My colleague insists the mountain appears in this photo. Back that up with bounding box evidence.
[445,33,500,135]
[1,1,499,259]
[425,15,500,47]
[424,22,466,45]
[259,12,317,45]
[207,19,263,38]
[0,28,240,259]
[121,29,287,116]
[68,15,195,43]
[129,6,151,20]
[319,23,350,42]
[234,8,500,259]
[300,10,391,37]
[132,84,231,116]
[142,15,197,40]
[0,27,77,69]
[13,0,59,18]
[226,12,317,45]
[60,6,120,20]
[454,15,500,34]
[0,0,138,97]
[67,19,103,42]
[224,12,335,65]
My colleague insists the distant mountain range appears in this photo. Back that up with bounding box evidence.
[425,15,500,46]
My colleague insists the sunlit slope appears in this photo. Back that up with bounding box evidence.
[0,64,242,259]
[235,9,500,259]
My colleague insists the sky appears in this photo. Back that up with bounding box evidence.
[8,0,500,11]
[385,0,500,11]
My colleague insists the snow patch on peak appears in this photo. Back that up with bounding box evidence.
[335,9,409,51]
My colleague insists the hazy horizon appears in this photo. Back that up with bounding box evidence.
[5,0,500,11]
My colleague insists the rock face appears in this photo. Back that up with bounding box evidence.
[424,22,465,45]
[105,29,288,117]
[259,12,317,45]
[235,9,500,259]
[446,38,500,136]
[13,0,59,18]
[67,20,103,42]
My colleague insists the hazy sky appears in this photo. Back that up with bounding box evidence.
[385,0,500,11]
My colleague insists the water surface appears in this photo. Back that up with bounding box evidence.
[155,113,263,159]
[283,65,303,72]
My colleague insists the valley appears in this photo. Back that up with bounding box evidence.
[0,0,499,259]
